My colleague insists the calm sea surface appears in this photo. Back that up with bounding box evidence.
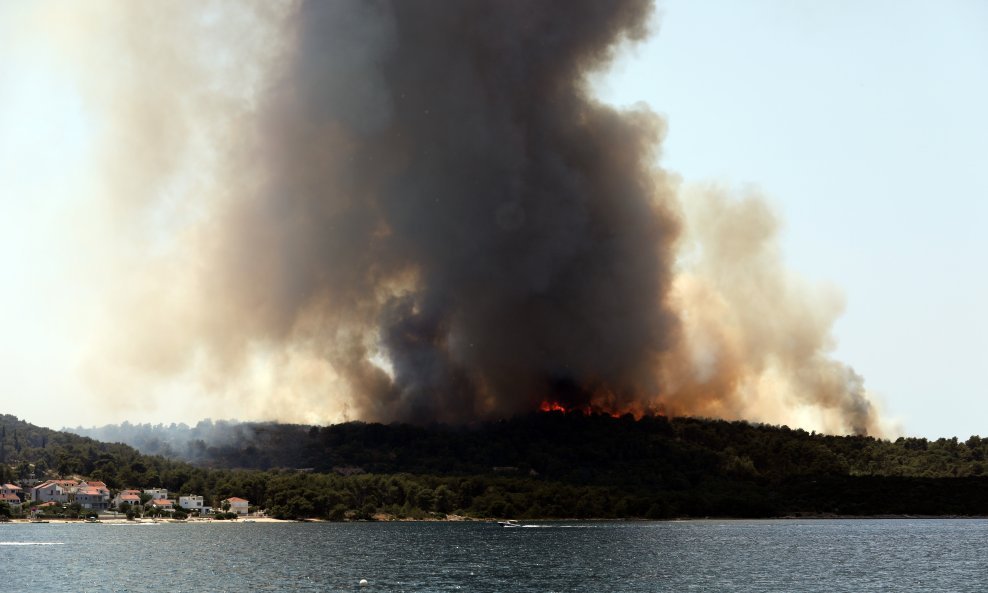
[2,519,987,592]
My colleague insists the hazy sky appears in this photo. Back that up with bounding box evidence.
[1,1,985,438]
[595,0,987,439]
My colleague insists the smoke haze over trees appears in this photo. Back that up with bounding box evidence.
[66,415,988,481]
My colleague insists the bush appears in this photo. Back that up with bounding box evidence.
[327,504,348,522]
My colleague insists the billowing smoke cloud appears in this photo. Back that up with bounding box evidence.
[223,0,680,423]
[662,186,880,435]
[37,0,883,434]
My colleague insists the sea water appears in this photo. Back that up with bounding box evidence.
[1,519,987,592]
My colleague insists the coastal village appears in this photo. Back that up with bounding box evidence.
[0,478,254,522]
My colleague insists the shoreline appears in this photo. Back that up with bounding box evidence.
[6,514,988,525]
[4,517,293,525]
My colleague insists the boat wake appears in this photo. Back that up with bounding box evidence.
[499,523,600,529]
[0,542,66,546]
[519,525,598,529]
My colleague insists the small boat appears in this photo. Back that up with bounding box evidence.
[497,520,521,527]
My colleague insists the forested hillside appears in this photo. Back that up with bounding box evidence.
[70,413,988,480]
[7,413,988,520]
[1,414,151,485]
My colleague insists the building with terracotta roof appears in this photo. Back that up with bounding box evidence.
[223,497,250,516]
[74,487,111,510]
[1,483,22,501]
[69,481,111,510]
[31,480,79,503]
[113,490,142,509]
[146,499,176,514]
[0,492,22,511]
[29,501,56,518]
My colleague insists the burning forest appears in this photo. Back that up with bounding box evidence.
[38,0,885,435]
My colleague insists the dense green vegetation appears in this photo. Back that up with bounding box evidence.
[8,413,988,520]
[71,413,988,479]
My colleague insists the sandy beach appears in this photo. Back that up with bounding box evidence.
[6,517,292,525]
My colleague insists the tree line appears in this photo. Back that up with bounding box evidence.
[6,413,988,520]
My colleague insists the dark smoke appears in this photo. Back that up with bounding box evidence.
[224,0,678,422]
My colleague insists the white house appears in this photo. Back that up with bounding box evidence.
[223,497,249,515]
[31,480,78,503]
[178,495,204,512]
[144,488,168,501]
[74,487,111,510]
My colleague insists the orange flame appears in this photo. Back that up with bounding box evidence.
[538,400,569,413]
[537,399,633,419]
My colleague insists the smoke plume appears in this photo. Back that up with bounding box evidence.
[662,187,880,435]
[42,0,882,434]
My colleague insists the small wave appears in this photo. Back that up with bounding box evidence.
[0,542,65,546]
[519,524,596,529]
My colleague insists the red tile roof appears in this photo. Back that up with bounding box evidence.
[2,483,22,491]
[224,497,249,503]
[36,480,78,490]
[0,493,20,503]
